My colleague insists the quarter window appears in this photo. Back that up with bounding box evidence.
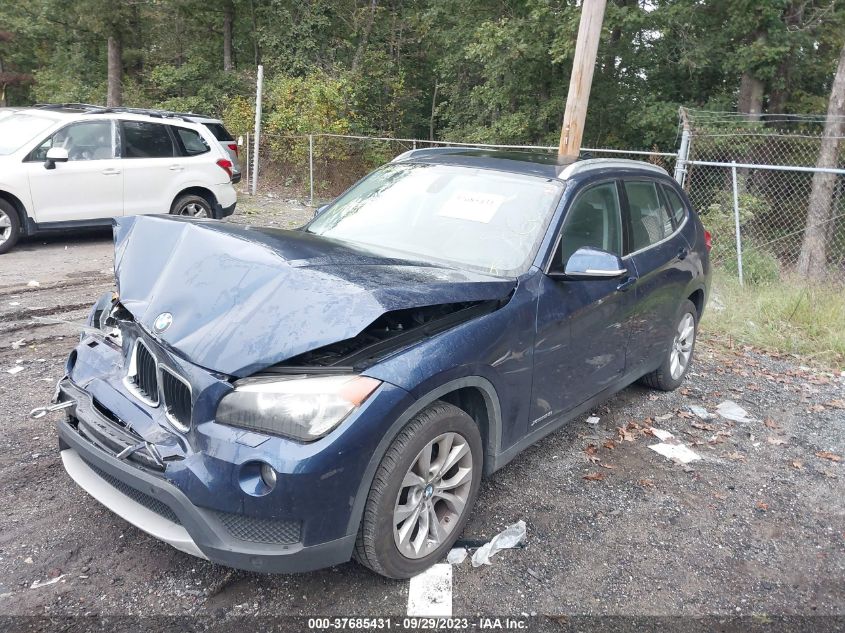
[662,185,688,227]
[30,121,115,161]
[625,181,673,252]
[121,121,175,158]
[174,127,210,156]
[554,182,623,269]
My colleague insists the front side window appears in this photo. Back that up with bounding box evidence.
[122,121,175,158]
[625,181,673,252]
[30,121,115,162]
[553,182,623,269]
[307,163,564,277]
[174,127,210,156]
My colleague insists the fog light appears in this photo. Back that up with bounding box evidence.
[260,463,277,488]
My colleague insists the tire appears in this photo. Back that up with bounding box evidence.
[170,194,212,218]
[354,401,483,578]
[0,200,21,255]
[640,299,698,392]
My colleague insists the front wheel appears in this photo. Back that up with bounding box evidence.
[0,200,21,255]
[640,299,698,392]
[354,401,482,578]
[170,194,212,218]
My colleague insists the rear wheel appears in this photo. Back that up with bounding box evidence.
[0,200,21,255]
[640,299,698,392]
[354,401,482,578]
[170,194,212,218]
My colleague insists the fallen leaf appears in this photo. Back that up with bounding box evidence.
[756,501,769,511]
[815,451,842,462]
[692,422,716,431]
[617,427,635,442]
[599,462,615,470]
[826,399,845,409]
[823,470,838,479]
[637,479,655,487]
[763,418,780,429]
[727,451,746,461]
[809,404,826,413]
[713,492,727,500]
[582,472,605,482]
[584,444,600,463]
[602,440,616,450]
[791,460,803,470]
[767,437,788,446]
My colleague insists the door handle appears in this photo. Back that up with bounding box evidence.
[616,276,637,292]
[676,247,689,261]
[101,168,121,175]
[169,164,184,171]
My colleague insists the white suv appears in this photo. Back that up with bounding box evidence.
[0,104,238,254]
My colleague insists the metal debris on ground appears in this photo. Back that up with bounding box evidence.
[471,520,527,567]
[648,428,702,464]
[716,400,754,423]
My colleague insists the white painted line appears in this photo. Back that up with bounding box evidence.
[407,563,452,617]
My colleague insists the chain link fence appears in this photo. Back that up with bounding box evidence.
[679,108,845,284]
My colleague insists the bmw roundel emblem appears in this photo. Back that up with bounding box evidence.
[153,312,173,334]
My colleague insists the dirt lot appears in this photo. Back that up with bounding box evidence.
[0,195,843,628]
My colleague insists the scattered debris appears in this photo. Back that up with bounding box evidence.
[716,400,754,423]
[689,405,713,420]
[637,479,655,488]
[826,399,845,410]
[582,472,606,482]
[602,440,616,450]
[648,428,702,464]
[30,574,65,589]
[471,521,527,567]
[446,548,467,565]
[585,416,600,425]
[791,460,803,470]
[10,338,26,350]
[815,451,842,463]
[6,366,24,375]
[756,501,769,511]
[26,280,41,287]
[766,437,788,446]
[763,418,780,429]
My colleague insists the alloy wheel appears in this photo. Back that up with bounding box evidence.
[0,208,11,245]
[393,431,473,559]
[669,312,695,380]
[178,202,209,218]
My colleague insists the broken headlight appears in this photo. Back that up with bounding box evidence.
[216,375,381,442]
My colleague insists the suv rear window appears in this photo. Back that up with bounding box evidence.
[203,123,234,142]
[122,121,175,158]
[174,127,210,156]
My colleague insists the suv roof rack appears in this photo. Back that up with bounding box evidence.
[30,103,215,122]
[32,103,108,113]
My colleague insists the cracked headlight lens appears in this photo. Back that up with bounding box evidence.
[216,374,381,442]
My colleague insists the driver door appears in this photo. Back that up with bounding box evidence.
[529,180,637,428]
[25,119,123,223]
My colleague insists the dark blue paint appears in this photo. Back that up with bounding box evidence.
[62,150,710,572]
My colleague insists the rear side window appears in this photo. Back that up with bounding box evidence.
[624,181,673,252]
[203,123,233,141]
[662,185,688,227]
[121,121,175,158]
[174,127,210,156]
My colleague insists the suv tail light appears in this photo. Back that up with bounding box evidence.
[704,229,712,252]
[227,143,238,158]
[216,158,233,180]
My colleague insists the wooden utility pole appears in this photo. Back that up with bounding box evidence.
[558,0,607,161]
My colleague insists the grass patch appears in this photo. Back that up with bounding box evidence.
[701,270,845,369]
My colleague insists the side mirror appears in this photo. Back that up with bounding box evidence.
[551,246,627,280]
[44,147,69,170]
[314,204,329,218]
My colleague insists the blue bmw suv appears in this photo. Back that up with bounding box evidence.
[47,149,710,578]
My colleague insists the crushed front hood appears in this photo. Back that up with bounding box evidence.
[113,216,516,377]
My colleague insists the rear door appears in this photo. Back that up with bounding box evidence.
[120,120,180,216]
[622,179,694,376]
[25,119,123,223]
[530,180,635,427]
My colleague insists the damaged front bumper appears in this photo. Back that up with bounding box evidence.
[52,330,412,573]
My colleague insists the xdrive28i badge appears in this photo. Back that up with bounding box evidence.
[153,312,173,334]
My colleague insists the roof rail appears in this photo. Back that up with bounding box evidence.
[31,103,107,112]
[559,158,668,179]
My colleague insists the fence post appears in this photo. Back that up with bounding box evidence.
[244,132,250,194]
[674,107,691,186]
[309,134,314,207]
[730,161,744,286]
[251,64,264,196]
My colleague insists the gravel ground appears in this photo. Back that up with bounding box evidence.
[0,196,843,627]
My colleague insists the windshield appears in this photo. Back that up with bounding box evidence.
[307,163,563,277]
[0,113,57,156]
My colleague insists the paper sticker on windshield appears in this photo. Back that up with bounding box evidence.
[437,192,504,223]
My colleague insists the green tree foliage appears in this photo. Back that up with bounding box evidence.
[0,0,842,150]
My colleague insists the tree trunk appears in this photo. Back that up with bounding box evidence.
[796,41,845,280]
[107,35,122,107]
[738,71,764,120]
[351,0,377,74]
[223,0,234,71]
[429,82,439,141]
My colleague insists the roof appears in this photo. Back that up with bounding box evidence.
[392,147,669,180]
[29,104,219,124]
